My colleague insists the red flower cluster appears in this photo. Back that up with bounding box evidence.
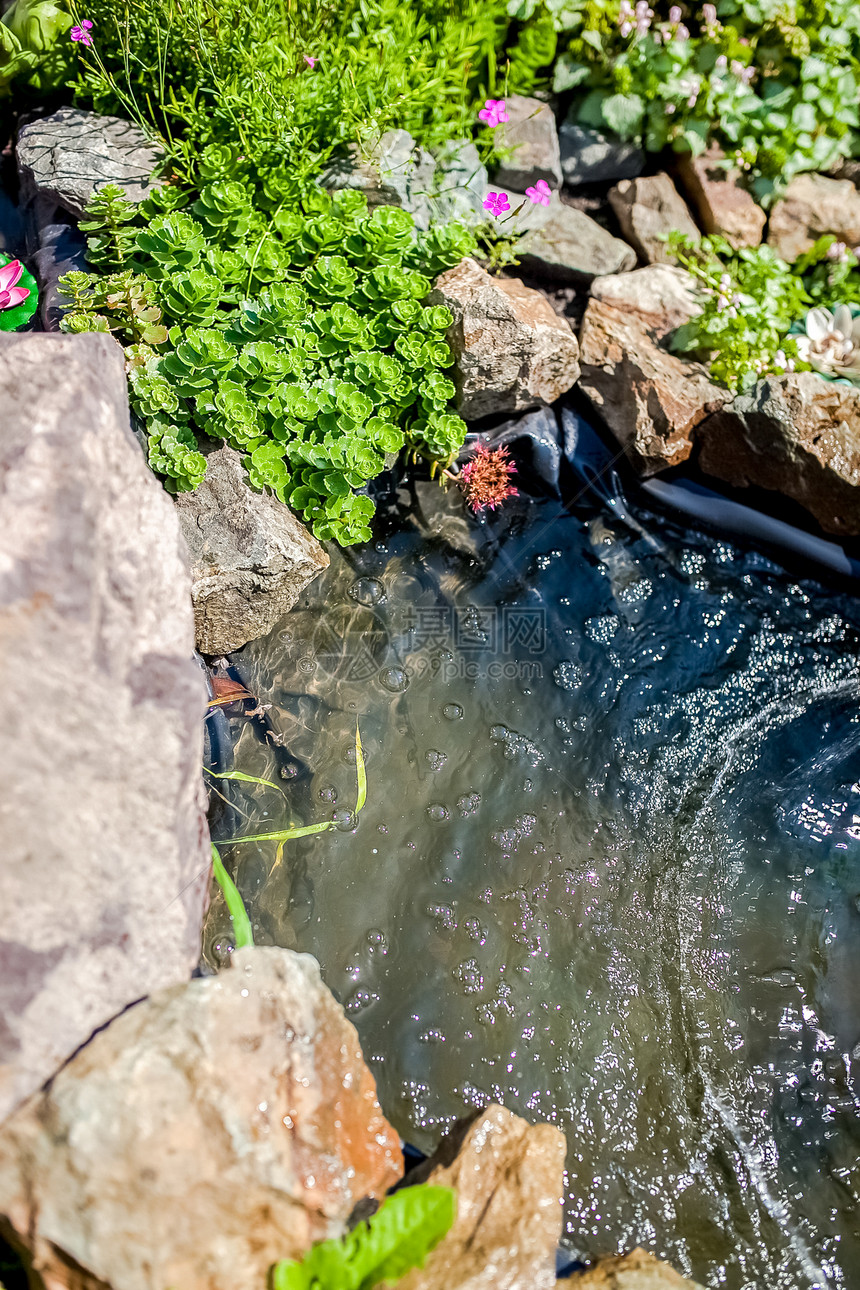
[459,443,518,513]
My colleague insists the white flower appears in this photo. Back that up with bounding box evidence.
[795,305,860,381]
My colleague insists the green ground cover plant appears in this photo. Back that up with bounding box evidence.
[667,230,860,387]
[506,0,860,198]
[271,1186,456,1290]
[0,0,72,97]
[60,184,474,544]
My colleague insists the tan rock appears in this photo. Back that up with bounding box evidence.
[0,947,403,1290]
[608,174,700,265]
[577,298,730,474]
[398,1104,566,1290]
[568,1247,704,1288]
[768,172,860,262]
[675,146,765,248]
[697,371,860,535]
[428,258,580,419]
[590,265,702,337]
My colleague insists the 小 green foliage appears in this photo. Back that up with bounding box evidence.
[0,0,71,97]
[59,184,475,545]
[507,0,860,197]
[72,0,510,198]
[271,1185,457,1290]
[667,230,860,388]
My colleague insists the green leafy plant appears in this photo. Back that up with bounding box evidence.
[271,1185,457,1290]
[667,230,860,388]
[59,184,474,545]
[0,0,72,96]
[507,0,860,196]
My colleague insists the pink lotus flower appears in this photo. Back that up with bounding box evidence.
[525,179,552,206]
[0,260,30,311]
[483,191,510,218]
[478,99,509,128]
[303,55,317,68]
[71,17,93,45]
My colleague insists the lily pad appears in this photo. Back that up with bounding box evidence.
[0,255,39,331]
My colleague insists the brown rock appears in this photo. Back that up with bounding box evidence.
[608,174,700,265]
[568,1247,704,1288]
[675,146,765,248]
[398,1104,566,1290]
[0,332,209,1125]
[577,298,730,474]
[428,258,580,419]
[697,371,860,535]
[0,946,403,1290]
[768,172,860,262]
[589,265,702,337]
[174,443,329,655]
[493,94,562,191]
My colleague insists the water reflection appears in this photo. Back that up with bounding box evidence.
[204,479,860,1289]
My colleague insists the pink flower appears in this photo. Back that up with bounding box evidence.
[478,99,509,128]
[483,191,510,218]
[669,4,682,20]
[0,260,30,311]
[460,444,518,513]
[525,179,552,206]
[70,17,93,45]
[303,55,317,68]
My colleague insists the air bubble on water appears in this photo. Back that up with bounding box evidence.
[278,629,293,643]
[443,703,464,720]
[345,988,379,1014]
[418,1028,445,1043]
[553,661,583,691]
[427,802,450,823]
[457,792,481,817]
[280,762,300,780]
[379,667,409,692]
[318,785,338,803]
[556,717,571,734]
[464,917,487,945]
[333,808,356,831]
[584,615,619,644]
[492,828,518,852]
[426,749,448,771]
[349,578,386,606]
[455,958,485,994]
[298,655,316,674]
[523,778,533,792]
[490,724,509,741]
[427,903,457,930]
[515,814,537,836]
[366,928,388,954]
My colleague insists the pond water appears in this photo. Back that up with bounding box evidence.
[204,474,860,1290]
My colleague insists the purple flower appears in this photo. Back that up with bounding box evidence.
[303,55,317,68]
[525,179,552,206]
[478,99,509,128]
[0,260,30,311]
[71,17,93,45]
[669,5,682,21]
[483,191,511,218]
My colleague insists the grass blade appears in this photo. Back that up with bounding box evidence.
[204,767,287,796]
[222,821,332,844]
[210,844,254,948]
[355,723,367,815]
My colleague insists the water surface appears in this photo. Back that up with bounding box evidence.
[205,478,860,1289]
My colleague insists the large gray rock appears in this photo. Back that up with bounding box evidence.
[609,174,700,265]
[398,1105,566,1290]
[430,138,488,225]
[675,145,765,249]
[320,129,436,229]
[493,94,562,192]
[0,332,209,1124]
[519,198,637,282]
[559,122,644,188]
[16,107,164,217]
[0,946,404,1290]
[480,186,636,281]
[768,172,860,262]
[174,444,329,656]
[697,372,860,536]
[428,257,580,419]
[577,297,730,474]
